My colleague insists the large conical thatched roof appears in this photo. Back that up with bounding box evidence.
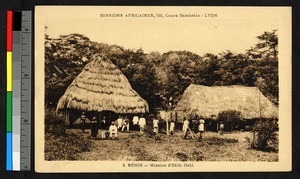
[56,55,149,113]
[174,84,278,120]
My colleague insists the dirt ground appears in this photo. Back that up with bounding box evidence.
[69,129,278,162]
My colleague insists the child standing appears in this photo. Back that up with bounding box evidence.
[219,121,224,135]
[153,117,159,134]
[109,122,118,140]
[153,117,159,140]
[169,120,175,135]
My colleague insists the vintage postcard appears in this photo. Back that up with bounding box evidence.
[35,6,291,172]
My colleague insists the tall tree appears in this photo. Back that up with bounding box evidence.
[255,29,278,58]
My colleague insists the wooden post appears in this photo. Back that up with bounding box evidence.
[166,112,169,135]
[109,112,112,124]
[66,110,70,126]
[99,112,102,123]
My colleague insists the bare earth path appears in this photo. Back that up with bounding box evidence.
[69,129,278,162]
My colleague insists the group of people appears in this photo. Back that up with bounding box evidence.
[181,117,206,141]
[78,113,149,140]
[127,114,147,133]
[78,112,209,141]
[78,113,118,140]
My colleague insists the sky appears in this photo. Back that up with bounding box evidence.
[42,7,279,56]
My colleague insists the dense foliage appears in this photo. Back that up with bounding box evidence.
[250,118,278,151]
[45,30,278,112]
[218,110,242,131]
[45,108,91,160]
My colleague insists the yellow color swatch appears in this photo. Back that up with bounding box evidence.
[7,51,12,91]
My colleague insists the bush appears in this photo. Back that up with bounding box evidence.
[144,123,155,138]
[250,118,278,151]
[44,107,91,160]
[45,108,66,136]
[218,110,242,131]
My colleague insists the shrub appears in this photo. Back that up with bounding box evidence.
[45,108,66,136]
[175,152,188,161]
[250,118,278,151]
[143,123,155,138]
[218,110,242,131]
[44,107,91,160]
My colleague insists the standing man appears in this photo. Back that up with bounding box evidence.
[139,114,146,133]
[91,117,98,140]
[132,115,139,131]
[100,116,107,139]
[117,116,123,131]
[182,117,190,139]
[153,117,159,136]
[198,118,205,141]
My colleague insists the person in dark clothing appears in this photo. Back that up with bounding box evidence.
[188,117,194,133]
[91,117,98,140]
[100,116,107,139]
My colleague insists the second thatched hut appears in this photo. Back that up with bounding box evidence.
[174,84,278,121]
[56,54,149,125]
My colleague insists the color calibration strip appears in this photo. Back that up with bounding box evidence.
[6,10,13,171]
[6,10,32,171]
[13,11,22,171]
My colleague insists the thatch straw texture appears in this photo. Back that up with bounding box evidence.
[174,84,278,120]
[56,55,149,113]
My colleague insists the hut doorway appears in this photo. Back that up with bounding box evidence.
[99,111,117,125]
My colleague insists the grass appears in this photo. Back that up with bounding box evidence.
[45,130,91,160]
[71,129,278,162]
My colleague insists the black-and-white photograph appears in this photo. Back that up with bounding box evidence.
[35,6,291,172]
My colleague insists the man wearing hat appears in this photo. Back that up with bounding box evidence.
[198,118,205,141]
[100,116,107,139]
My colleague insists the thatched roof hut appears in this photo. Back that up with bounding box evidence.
[174,84,278,120]
[56,54,149,114]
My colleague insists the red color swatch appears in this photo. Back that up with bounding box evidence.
[7,11,13,51]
